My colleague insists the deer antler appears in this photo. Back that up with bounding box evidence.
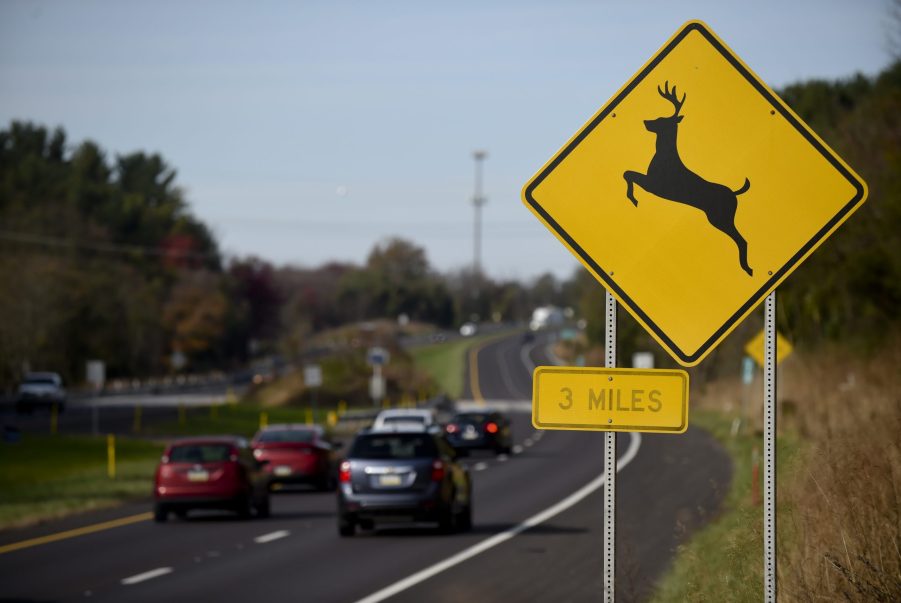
[657,80,686,117]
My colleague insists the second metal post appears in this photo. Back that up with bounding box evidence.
[604,290,617,603]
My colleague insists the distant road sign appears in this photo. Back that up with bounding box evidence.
[745,329,793,367]
[303,364,323,388]
[532,367,688,433]
[522,20,867,367]
[367,347,390,367]
[631,352,655,369]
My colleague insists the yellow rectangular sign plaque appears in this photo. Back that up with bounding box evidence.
[532,367,689,433]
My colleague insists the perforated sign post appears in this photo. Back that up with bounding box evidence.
[522,20,867,602]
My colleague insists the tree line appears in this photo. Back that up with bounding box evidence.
[1,60,897,388]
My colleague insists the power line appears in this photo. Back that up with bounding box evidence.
[0,229,219,260]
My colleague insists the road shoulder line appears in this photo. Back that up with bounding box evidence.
[0,512,152,556]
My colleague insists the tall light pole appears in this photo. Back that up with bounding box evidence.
[472,150,488,279]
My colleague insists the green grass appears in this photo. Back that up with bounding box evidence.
[0,434,164,529]
[409,332,507,398]
[650,410,801,602]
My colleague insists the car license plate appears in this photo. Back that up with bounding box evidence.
[187,470,209,482]
[463,431,479,440]
[274,465,292,477]
[379,474,402,486]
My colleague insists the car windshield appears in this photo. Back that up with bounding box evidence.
[257,430,316,443]
[24,377,57,385]
[169,444,233,463]
[350,434,437,459]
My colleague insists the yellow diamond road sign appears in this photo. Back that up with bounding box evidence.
[745,329,793,367]
[522,20,867,366]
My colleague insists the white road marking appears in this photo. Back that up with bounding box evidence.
[496,454,508,462]
[473,462,488,472]
[121,567,173,585]
[524,438,534,447]
[512,445,523,455]
[354,432,643,603]
[254,530,290,544]
[520,341,538,373]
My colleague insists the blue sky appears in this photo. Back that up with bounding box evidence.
[1,0,893,281]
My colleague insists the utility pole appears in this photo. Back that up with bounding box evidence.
[472,150,488,279]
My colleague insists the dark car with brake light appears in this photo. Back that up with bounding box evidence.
[445,411,512,455]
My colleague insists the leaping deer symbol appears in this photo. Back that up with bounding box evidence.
[623,82,753,277]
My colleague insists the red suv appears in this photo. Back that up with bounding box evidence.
[153,436,271,522]
[251,424,339,491]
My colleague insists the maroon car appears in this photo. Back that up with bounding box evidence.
[251,424,340,491]
[153,436,270,522]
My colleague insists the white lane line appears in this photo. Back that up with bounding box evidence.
[254,530,290,544]
[512,445,523,455]
[473,462,488,472]
[524,438,534,447]
[498,339,529,400]
[496,454,508,462]
[520,341,538,373]
[354,433,643,603]
[121,567,173,585]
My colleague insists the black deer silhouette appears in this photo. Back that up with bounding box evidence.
[623,82,753,276]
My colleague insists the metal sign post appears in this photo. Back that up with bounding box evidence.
[763,292,777,601]
[604,291,617,602]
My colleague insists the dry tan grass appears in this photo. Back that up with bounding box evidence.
[777,341,901,601]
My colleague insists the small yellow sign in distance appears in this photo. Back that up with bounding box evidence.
[745,329,793,368]
[522,20,867,367]
[532,367,689,434]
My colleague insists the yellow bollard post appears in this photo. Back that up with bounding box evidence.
[338,400,347,417]
[226,386,237,406]
[259,411,268,429]
[179,403,186,430]
[305,408,313,425]
[107,434,116,479]
[327,411,337,428]
[133,405,142,433]
[50,403,58,435]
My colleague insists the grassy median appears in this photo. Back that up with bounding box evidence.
[0,434,164,529]
[409,332,513,399]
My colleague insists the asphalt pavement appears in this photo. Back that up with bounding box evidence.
[0,331,731,602]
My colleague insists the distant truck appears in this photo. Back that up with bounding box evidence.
[16,372,67,413]
[529,306,565,331]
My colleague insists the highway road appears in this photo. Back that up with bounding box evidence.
[0,331,730,602]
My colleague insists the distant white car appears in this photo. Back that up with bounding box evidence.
[459,322,478,337]
[16,372,67,413]
[371,408,437,431]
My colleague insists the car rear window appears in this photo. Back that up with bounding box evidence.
[381,415,426,425]
[454,414,488,423]
[257,430,316,443]
[350,434,438,459]
[23,377,57,385]
[168,444,233,463]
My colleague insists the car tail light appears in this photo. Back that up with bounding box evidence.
[339,460,351,483]
[446,424,458,434]
[485,421,499,434]
[160,455,169,464]
[431,460,445,482]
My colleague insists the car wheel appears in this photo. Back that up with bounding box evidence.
[153,503,168,523]
[174,509,188,520]
[438,503,456,535]
[338,515,356,537]
[236,495,253,519]
[457,497,473,532]
[256,494,271,518]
